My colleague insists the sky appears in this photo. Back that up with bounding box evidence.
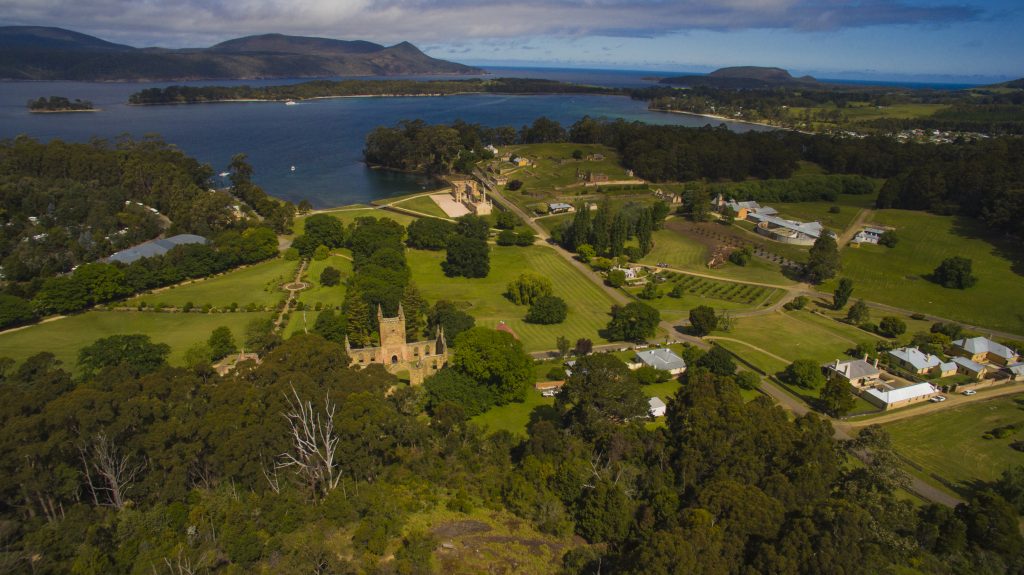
[2,0,1022,83]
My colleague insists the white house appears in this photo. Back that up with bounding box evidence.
[648,397,667,418]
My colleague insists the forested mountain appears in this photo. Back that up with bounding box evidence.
[0,26,481,81]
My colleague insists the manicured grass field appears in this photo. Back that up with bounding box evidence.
[718,310,877,369]
[641,228,797,285]
[0,311,271,373]
[408,245,618,353]
[391,195,451,219]
[885,394,1024,492]
[821,210,1024,335]
[127,257,297,309]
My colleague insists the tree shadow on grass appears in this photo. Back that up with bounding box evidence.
[950,216,1024,277]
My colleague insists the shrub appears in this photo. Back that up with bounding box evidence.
[878,316,907,338]
[878,230,899,248]
[320,266,341,286]
[783,359,825,389]
[496,229,518,246]
[638,282,660,300]
[506,180,523,191]
[784,296,809,311]
[728,246,752,266]
[606,269,627,288]
[829,205,841,214]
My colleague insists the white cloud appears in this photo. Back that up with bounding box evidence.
[0,0,982,47]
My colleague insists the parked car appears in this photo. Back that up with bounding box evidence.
[930,395,947,403]
[962,389,977,396]
[657,262,669,267]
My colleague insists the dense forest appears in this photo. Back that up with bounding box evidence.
[0,137,294,329]
[128,78,618,105]
[365,117,1024,238]
[27,96,95,112]
[1,329,1023,573]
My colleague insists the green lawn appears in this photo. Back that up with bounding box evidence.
[503,143,632,191]
[408,245,618,353]
[471,392,555,436]
[885,394,1024,493]
[821,210,1024,335]
[126,257,297,309]
[717,310,877,369]
[390,195,451,219]
[0,311,271,373]
[298,254,352,308]
[642,228,797,285]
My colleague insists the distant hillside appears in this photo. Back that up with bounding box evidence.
[660,66,820,89]
[984,77,1024,90]
[0,26,482,81]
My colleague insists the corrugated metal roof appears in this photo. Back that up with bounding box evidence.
[106,234,207,264]
[864,382,936,405]
[635,348,687,372]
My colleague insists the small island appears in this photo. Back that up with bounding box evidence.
[27,96,97,113]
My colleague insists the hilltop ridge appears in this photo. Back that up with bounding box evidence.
[0,26,482,81]
[660,65,820,88]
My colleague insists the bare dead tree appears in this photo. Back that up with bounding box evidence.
[275,387,344,500]
[152,548,212,575]
[79,432,144,510]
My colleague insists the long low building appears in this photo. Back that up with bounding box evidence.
[748,212,826,245]
[106,234,208,265]
[861,382,938,410]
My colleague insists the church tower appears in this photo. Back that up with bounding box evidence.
[377,304,408,365]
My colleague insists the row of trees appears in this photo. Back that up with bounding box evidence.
[556,199,669,261]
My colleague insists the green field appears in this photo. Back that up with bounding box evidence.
[717,310,877,371]
[0,311,271,373]
[408,245,618,353]
[389,194,451,219]
[821,210,1024,335]
[626,274,782,322]
[126,257,297,309]
[885,394,1024,492]
[298,254,352,308]
[641,228,797,285]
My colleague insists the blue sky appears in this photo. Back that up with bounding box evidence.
[3,0,1022,83]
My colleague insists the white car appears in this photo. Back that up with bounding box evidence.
[930,395,947,403]
[962,389,977,396]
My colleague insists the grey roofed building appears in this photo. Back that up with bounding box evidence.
[888,346,955,374]
[825,357,881,385]
[106,234,208,265]
[1008,363,1024,380]
[634,348,687,374]
[951,356,987,376]
[952,336,1019,363]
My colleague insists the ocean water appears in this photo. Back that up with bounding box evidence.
[0,68,768,207]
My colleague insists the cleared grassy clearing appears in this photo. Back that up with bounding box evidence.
[470,392,554,437]
[0,311,270,373]
[126,257,296,309]
[407,245,618,353]
[821,210,1024,335]
[885,394,1024,492]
